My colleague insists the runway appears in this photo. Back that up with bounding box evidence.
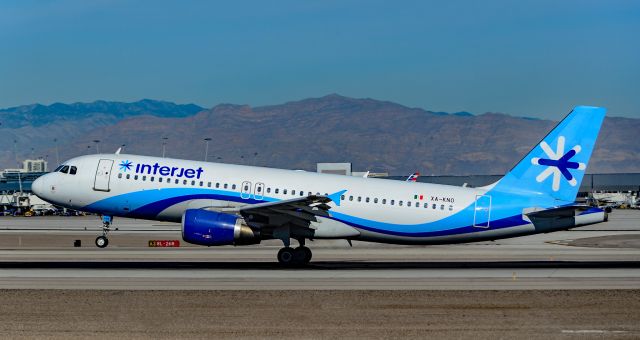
[0,211,639,338]
[0,210,638,290]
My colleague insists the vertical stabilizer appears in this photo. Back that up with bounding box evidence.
[494,106,606,202]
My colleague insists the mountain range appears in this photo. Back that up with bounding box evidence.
[1,94,638,175]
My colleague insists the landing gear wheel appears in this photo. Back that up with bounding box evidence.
[294,246,312,264]
[95,236,109,248]
[277,247,295,265]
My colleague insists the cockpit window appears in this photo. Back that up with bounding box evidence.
[69,166,77,175]
[60,165,69,174]
[53,165,64,172]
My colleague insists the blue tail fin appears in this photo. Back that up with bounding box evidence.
[494,106,606,202]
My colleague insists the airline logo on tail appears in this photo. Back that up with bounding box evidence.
[531,136,586,191]
[406,172,420,182]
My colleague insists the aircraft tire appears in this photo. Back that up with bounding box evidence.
[295,246,312,264]
[95,236,109,248]
[277,247,295,265]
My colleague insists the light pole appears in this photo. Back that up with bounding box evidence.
[204,138,212,161]
[54,138,59,165]
[93,140,100,154]
[13,140,18,165]
[162,137,168,157]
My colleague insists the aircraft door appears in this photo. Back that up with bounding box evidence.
[254,182,264,200]
[473,195,491,228]
[93,159,114,192]
[240,181,252,199]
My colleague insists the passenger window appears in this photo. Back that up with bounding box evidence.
[349,196,353,201]
[244,184,249,191]
[199,181,203,186]
[399,201,403,206]
[341,195,345,200]
[266,188,271,193]
[283,189,288,195]
[308,192,312,196]
[257,186,262,192]
[142,176,147,181]
[191,180,195,186]
[69,166,77,175]
[357,197,361,202]
[300,191,304,197]
[365,197,370,203]
[118,173,122,179]
[407,201,411,207]
[382,199,386,204]
[134,175,138,180]
[391,200,395,205]
[292,190,295,195]
[207,182,211,187]
[424,203,428,208]
[416,202,419,208]
[449,205,453,211]
[60,165,69,174]
[224,184,228,189]
[159,177,163,183]
[175,179,179,184]
[126,174,130,179]
[275,189,279,194]
[183,180,187,185]
[440,205,445,210]
[374,198,378,204]
[150,177,155,182]
[432,204,436,209]
[232,184,236,190]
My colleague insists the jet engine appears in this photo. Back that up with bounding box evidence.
[181,209,261,246]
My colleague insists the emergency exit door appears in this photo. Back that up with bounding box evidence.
[93,159,114,192]
[241,181,252,199]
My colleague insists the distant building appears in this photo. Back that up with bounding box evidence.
[23,159,47,172]
[317,163,387,177]
[317,163,352,176]
[3,159,48,174]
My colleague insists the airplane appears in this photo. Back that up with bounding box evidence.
[31,106,608,265]
[406,172,420,182]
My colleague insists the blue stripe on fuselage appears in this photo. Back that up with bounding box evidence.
[82,188,531,238]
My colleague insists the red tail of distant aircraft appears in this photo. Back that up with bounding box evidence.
[405,172,420,182]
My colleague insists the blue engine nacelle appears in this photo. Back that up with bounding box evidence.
[182,209,261,246]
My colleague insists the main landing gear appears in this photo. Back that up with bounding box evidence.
[95,215,112,248]
[277,239,312,266]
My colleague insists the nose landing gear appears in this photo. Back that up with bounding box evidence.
[95,215,112,248]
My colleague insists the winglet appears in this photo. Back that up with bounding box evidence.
[327,190,347,206]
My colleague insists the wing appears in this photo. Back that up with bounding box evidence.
[224,190,346,230]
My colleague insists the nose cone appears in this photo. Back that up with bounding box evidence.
[31,175,46,197]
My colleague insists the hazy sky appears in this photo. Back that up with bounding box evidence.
[1,0,638,118]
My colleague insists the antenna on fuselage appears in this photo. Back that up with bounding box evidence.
[115,147,122,155]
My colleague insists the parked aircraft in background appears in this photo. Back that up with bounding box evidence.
[406,172,420,182]
[32,106,607,265]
